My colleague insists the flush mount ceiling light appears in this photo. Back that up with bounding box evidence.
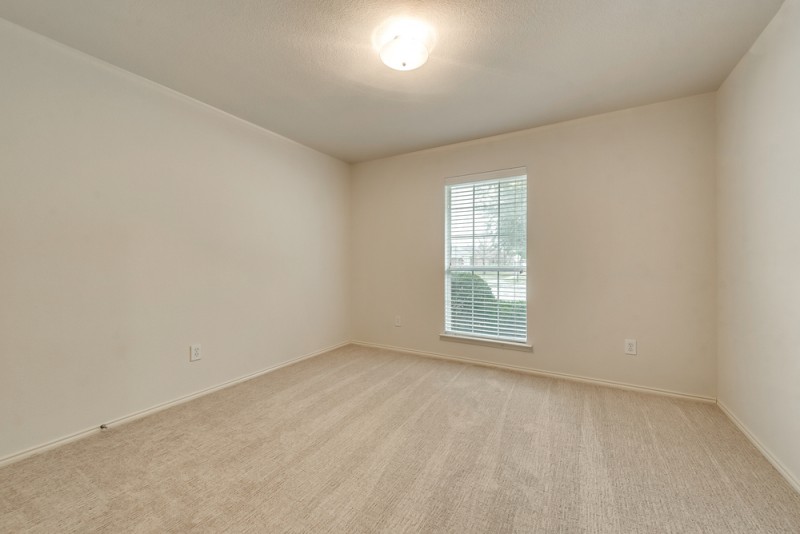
[380,35,429,71]
[374,17,435,71]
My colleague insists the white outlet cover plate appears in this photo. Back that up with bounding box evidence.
[624,339,637,355]
[190,344,202,362]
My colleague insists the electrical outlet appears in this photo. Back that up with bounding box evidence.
[394,315,402,327]
[624,339,637,355]
[189,344,202,362]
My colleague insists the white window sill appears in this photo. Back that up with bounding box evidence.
[440,333,533,352]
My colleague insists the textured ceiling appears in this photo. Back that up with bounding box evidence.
[0,0,785,162]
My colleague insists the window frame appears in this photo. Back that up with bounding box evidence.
[442,167,531,350]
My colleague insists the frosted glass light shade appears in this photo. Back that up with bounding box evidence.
[380,35,429,71]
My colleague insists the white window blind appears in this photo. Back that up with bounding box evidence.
[445,168,527,343]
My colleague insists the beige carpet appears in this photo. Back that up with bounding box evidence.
[1,345,799,533]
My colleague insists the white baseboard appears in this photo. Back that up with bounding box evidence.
[351,340,716,404]
[717,400,800,494]
[0,423,103,469]
[0,341,348,468]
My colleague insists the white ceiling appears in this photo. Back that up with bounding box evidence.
[0,0,784,162]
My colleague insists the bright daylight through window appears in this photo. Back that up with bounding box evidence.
[444,168,527,343]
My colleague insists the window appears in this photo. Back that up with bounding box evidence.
[444,168,527,344]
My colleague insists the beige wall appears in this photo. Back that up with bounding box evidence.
[717,0,800,489]
[0,20,350,460]
[352,94,717,398]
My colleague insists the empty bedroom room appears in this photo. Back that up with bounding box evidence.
[1,0,799,532]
